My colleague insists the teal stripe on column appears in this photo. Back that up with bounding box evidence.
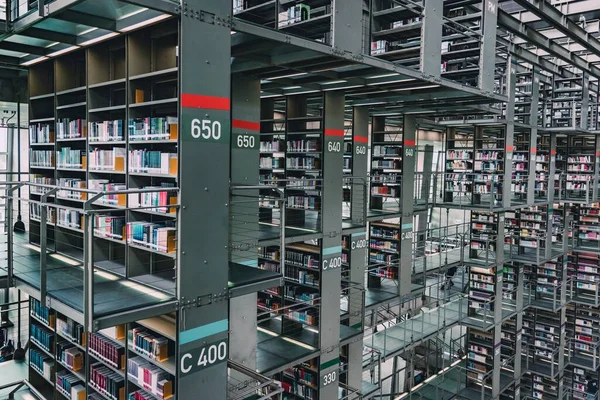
[351,232,366,238]
[401,223,413,230]
[323,246,342,255]
[320,357,340,370]
[180,319,228,344]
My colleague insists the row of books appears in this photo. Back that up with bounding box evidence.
[285,250,319,270]
[286,157,320,170]
[447,150,472,160]
[56,317,86,347]
[128,150,177,176]
[278,4,310,27]
[29,203,56,223]
[287,195,319,210]
[89,332,125,370]
[371,186,398,196]
[89,148,126,171]
[372,145,401,157]
[370,239,398,252]
[126,221,177,254]
[90,120,124,142]
[30,149,54,167]
[369,252,396,266]
[56,370,85,400]
[284,266,319,287]
[127,356,174,399]
[371,266,397,279]
[371,225,399,240]
[90,362,125,400]
[287,139,319,152]
[287,177,318,189]
[128,184,176,214]
[285,309,317,326]
[259,157,282,169]
[373,160,401,169]
[57,341,84,371]
[30,123,54,144]
[128,117,178,141]
[30,348,55,381]
[57,119,86,140]
[89,180,126,206]
[57,178,86,200]
[57,209,83,230]
[260,140,284,152]
[31,323,55,353]
[31,298,55,328]
[57,148,85,169]
[130,327,170,362]
[30,175,55,195]
[95,215,126,240]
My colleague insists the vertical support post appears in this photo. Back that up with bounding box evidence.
[478,0,498,93]
[503,60,516,209]
[420,0,443,79]
[400,115,417,297]
[332,0,363,54]
[319,91,345,399]
[593,136,600,202]
[581,73,590,129]
[513,264,524,384]
[491,214,505,398]
[346,232,366,390]
[527,73,540,205]
[39,201,47,305]
[83,213,94,332]
[229,75,261,372]
[2,192,13,326]
[416,145,433,253]
[351,106,369,224]
[549,133,557,203]
[177,2,231,397]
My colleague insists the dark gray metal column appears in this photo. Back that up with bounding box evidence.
[593,137,600,202]
[513,264,524,393]
[399,115,417,297]
[491,216,505,398]
[581,73,590,129]
[416,145,434,253]
[346,106,369,391]
[177,2,231,397]
[332,0,363,55]
[503,61,516,209]
[229,75,261,370]
[479,0,499,93]
[420,0,443,78]
[527,73,540,205]
[319,91,345,398]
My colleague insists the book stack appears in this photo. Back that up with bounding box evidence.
[126,221,177,254]
[94,215,126,240]
[89,180,127,206]
[90,120,124,142]
[284,265,319,287]
[31,298,55,328]
[127,357,174,399]
[128,150,177,175]
[31,324,54,353]
[286,157,320,170]
[285,250,319,270]
[56,147,85,169]
[285,309,317,326]
[30,175,55,195]
[57,341,84,371]
[130,327,169,362]
[57,178,86,200]
[57,209,83,230]
[287,139,319,152]
[371,40,389,55]
[57,118,87,139]
[287,195,319,210]
[278,4,310,27]
[129,184,176,214]
[89,148,126,171]
[29,203,56,223]
[30,348,55,381]
[56,370,85,400]
[30,149,54,167]
[89,333,125,370]
[90,362,125,400]
[30,123,55,143]
[128,117,178,141]
[56,317,86,346]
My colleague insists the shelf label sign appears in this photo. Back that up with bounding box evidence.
[355,136,368,156]
[322,246,342,271]
[182,93,231,143]
[325,129,344,153]
[405,140,415,157]
[401,223,413,241]
[232,119,259,149]
[351,232,367,250]
[180,339,228,376]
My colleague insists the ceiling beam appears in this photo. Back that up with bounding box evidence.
[25,27,78,45]
[57,10,116,31]
[498,9,600,78]
[0,41,46,55]
[510,0,600,60]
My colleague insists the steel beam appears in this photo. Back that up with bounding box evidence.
[25,27,78,45]
[511,0,600,60]
[498,9,600,78]
[119,0,180,14]
[58,10,117,31]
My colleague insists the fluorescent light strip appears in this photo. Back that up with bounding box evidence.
[92,269,119,281]
[323,84,363,91]
[79,32,120,46]
[120,280,169,300]
[47,46,80,57]
[257,327,278,337]
[79,27,98,36]
[24,244,41,252]
[367,78,417,86]
[119,8,148,20]
[119,14,171,32]
[50,254,80,266]
[268,72,308,80]
[282,86,302,90]
[321,80,347,85]
[22,56,49,66]
[392,84,440,92]
[282,336,316,351]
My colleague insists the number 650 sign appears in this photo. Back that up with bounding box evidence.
[191,118,222,140]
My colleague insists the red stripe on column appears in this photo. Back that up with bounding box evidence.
[181,93,230,110]
[325,129,345,137]
[531,148,536,154]
[596,151,600,157]
[355,136,369,143]
[550,150,557,155]
[506,146,514,151]
[404,140,415,147]
[232,119,260,131]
